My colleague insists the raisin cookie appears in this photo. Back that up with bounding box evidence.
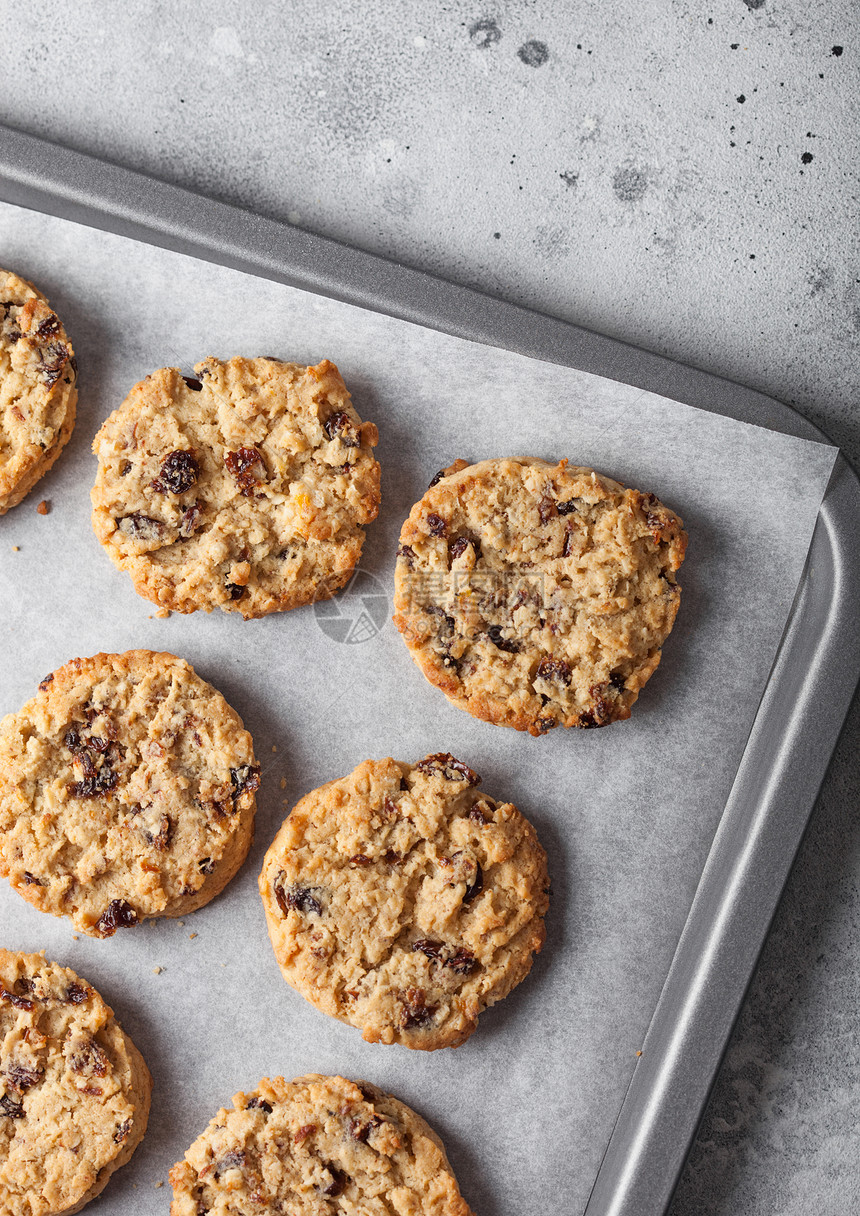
[0,269,77,515]
[0,949,151,1216]
[393,457,687,736]
[170,1074,473,1216]
[90,357,380,618]
[0,650,260,937]
[260,754,548,1051]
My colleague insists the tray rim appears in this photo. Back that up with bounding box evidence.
[1,121,858,1216]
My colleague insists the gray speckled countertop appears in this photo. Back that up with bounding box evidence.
[1,2,859,1211]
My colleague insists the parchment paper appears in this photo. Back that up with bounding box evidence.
[0,198,837,1215]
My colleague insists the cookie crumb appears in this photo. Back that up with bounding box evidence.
[155,608,170,619]
[177,921,184,927]
[280,777,287,789]
[153,966,162,975]
[189,932,198,939]
[72,935,79,940]
[155,1180,164,1188]
[272,744,277,753]
[12,545,20,552]
[37,499,50,515]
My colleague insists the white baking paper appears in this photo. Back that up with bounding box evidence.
[0,199,837,1215]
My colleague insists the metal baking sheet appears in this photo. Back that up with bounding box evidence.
[1,124,859,1216]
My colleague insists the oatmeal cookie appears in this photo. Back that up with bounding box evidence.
[260,754,548,1050]
[170,1074,473,1216]
[0,949,151,1216]
[90,357,380,618]
[0,651,259,937]
[393,457,687,736]
[0,269,77,515]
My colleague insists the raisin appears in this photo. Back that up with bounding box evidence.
[274,876,322,917]
[226,581,246,600]
[36,313,61,337]
[449,535,482,561]
[22,872,42,885]
[231,765,261,806]
[424,604,455,636]
[0,1095,24,1118]
[151,450,198,494]
[426,513,447,537]
[70,1037,109,1077]
[468,801,491,825]
[64,727,82,752]
[114,1119,131,1143]
[578,711,601,729]
[199,857,215,875]
[319,1165,348,1197]
[215,1150,246,1175]
[120,461,132,476]
[400,988,437,1029]
[66,983,89,1004]
[350,1115,383,1142]
[295,1123,316,1144]
[536,716,558,733]
[68,765,118,799]
[610,670,627,691]
[538,494,557,523]
[117,513,165,542]
[39,341,69,387]
[557,499,579,515]
[382,849,400,863]
[323,412,359,447]
[38,673,53,691]
[396,543,416,567]
[487,624,520,653]
[536,657,571,684]
[428,468,447,488]
[179,502,201,538]
[415,753,480,785]
[6,1065,43,1092]
[225,446,266,496]
[561,524,576,558]
[463,863,484,905]
[0,985,34,1012]
[247,1097,272,1113]
[447,948,480,975]
[350,854,374,866]
[182,376,203,391]
[413,938,445,961]
[95,900,138,937]
[145,814,173,851]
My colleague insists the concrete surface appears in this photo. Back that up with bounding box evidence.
[1,1,858,1211]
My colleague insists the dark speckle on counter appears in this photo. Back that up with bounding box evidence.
[559,170,579,188]
[468,17,501,48]
[612,164,648,203]
[517,40,549,67]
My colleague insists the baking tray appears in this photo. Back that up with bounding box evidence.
[1,122,859,1216]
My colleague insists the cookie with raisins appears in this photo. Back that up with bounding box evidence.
[393,457,687,736]
[0,650,259,937]
[259,754,548,1051]
[90,357,380,618]
[0,268,77,514]
[170,1074,473,1216]
[0,949,151,1216]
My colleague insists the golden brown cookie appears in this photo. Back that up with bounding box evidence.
[0,949,151,1216]
[0,650,259,937]
[169,1074,473,1216]
[0,269,77,515]
[90,357,380,618]
[393,457,687,735]
[259,754,548,1050]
